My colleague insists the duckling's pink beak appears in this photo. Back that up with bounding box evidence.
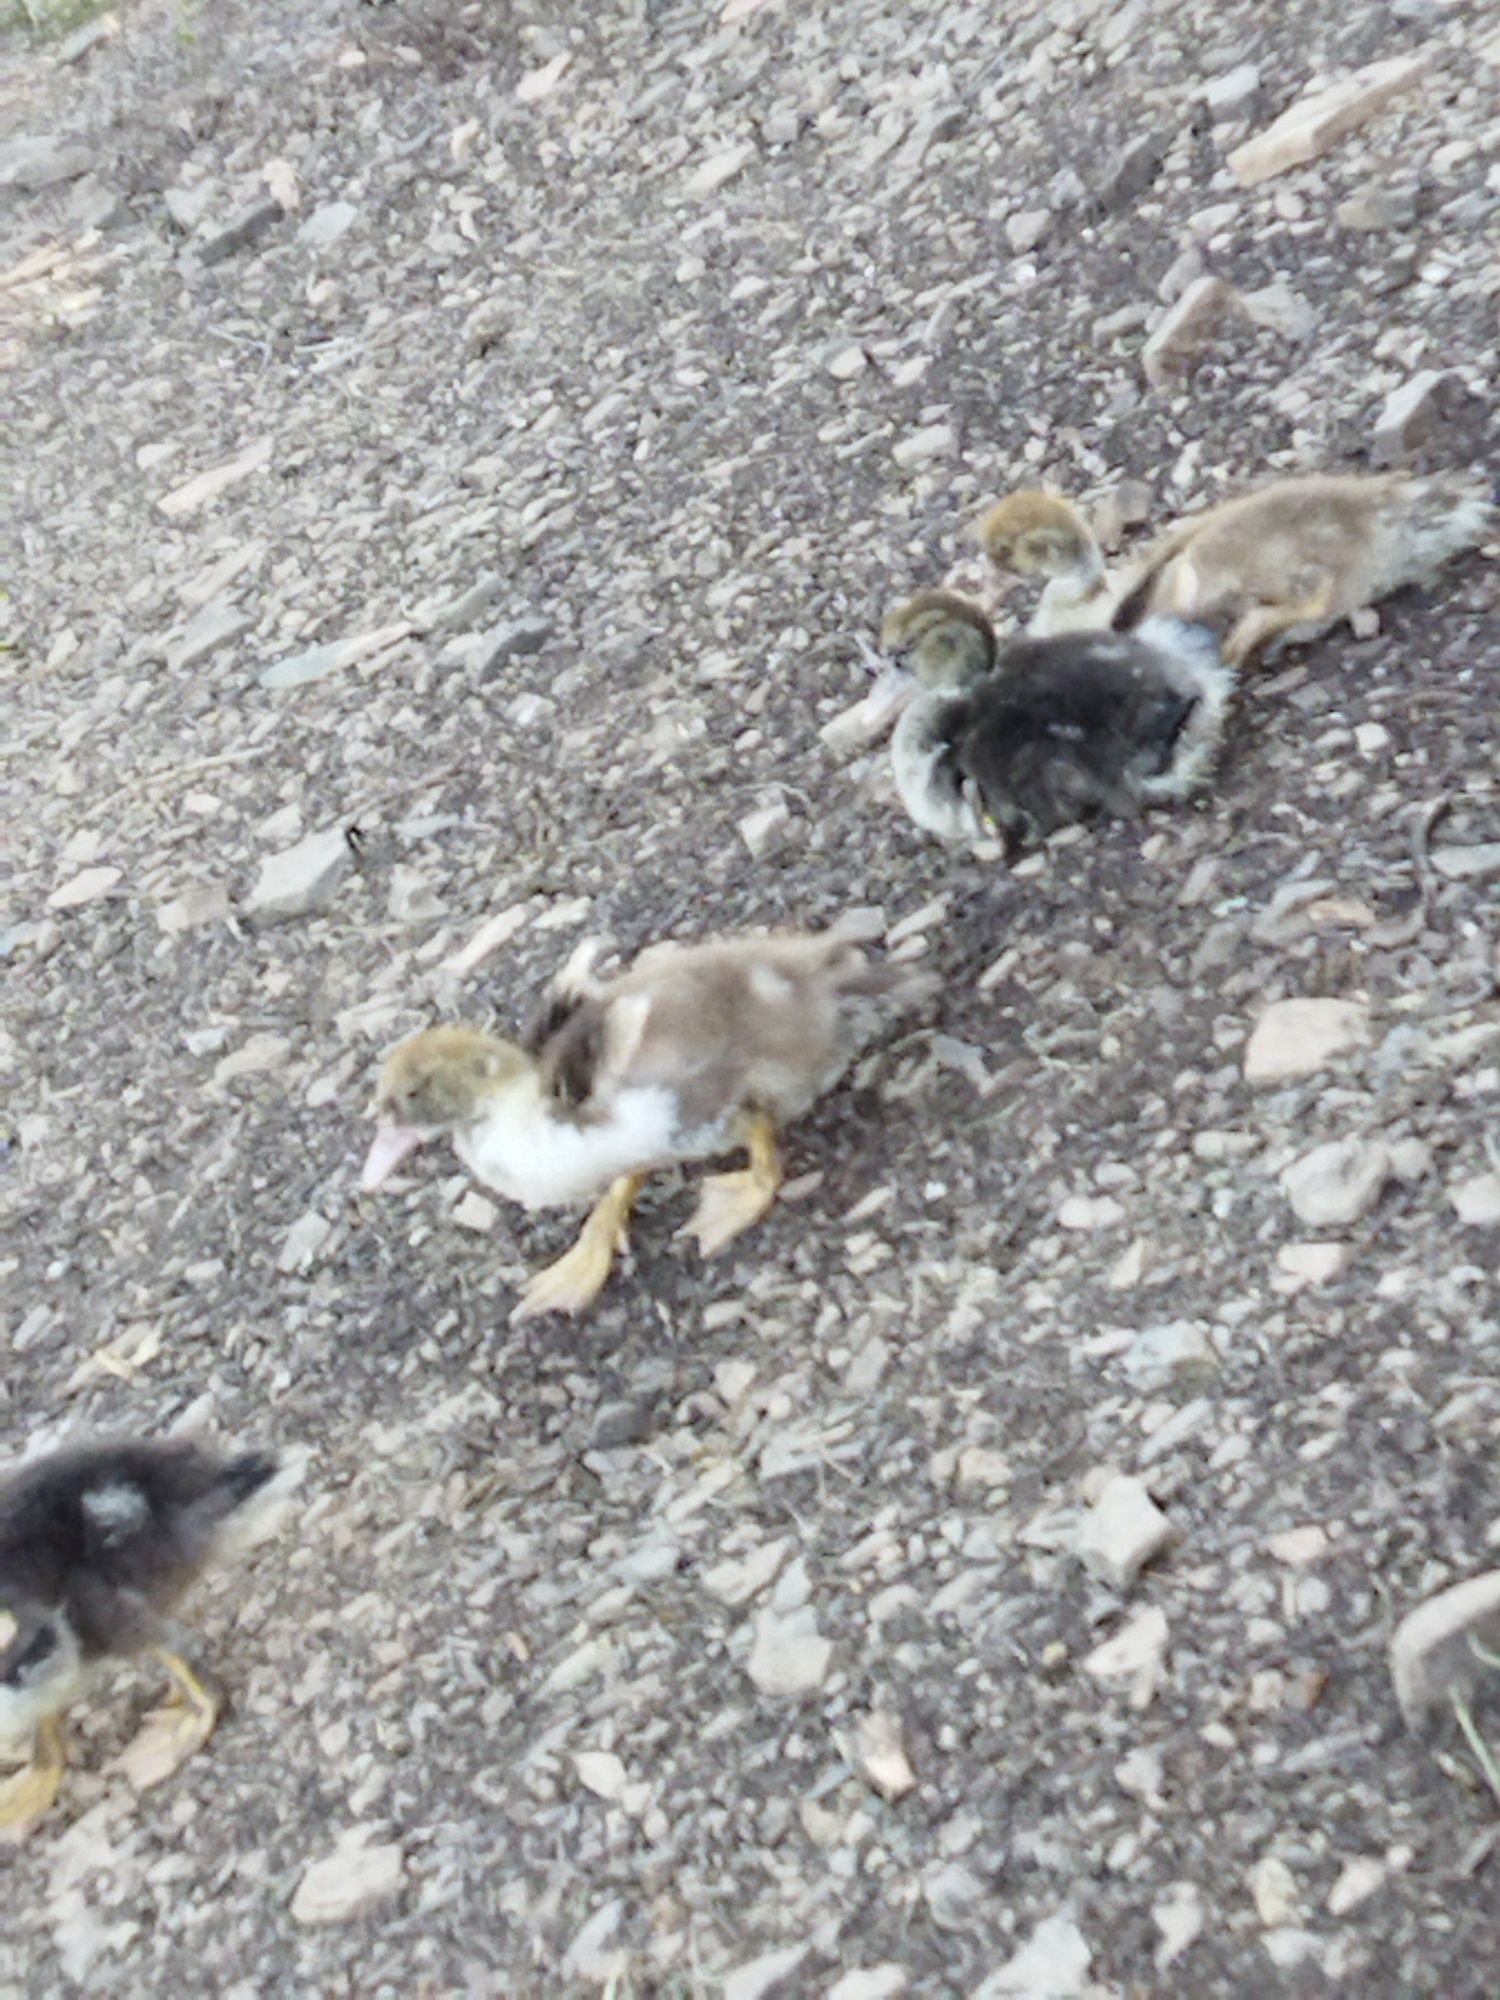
[360,1122,426,1191]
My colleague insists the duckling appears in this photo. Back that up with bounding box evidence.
[1,1437,302,1832]
[880,588,1234,853]
[360,931,935,1324]
[980,475,1495,665]
[1109,472,1494,664]
[974,489,1124,635]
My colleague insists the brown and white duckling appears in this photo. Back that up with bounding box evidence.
[360,930,935,1323]
[974,489,1125,636]
[980,475,1495,665]
[879,588,1234,853]
[1,1437,303,1833]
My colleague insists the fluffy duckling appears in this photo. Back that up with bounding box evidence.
[360,931,934,1323]
[1,1438,302,1832]
[880,588,1234,853]
[980,475,1495,664]
[974,490,1123,635]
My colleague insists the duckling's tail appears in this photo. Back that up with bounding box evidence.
[1402,476,1497,569]
[209,1446,309,1555]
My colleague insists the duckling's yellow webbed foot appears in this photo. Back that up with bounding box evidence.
[511,1173,644,1324]
[0,1714,67,1834]
[120,1649,222,1791]
[681,1114,783,1257]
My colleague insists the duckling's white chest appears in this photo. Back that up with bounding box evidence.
[455,1084,685,1210]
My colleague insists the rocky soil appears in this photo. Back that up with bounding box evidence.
[2,0,1498,1993]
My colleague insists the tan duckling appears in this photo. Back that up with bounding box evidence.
[360,931,935,1323]
[1,1438,303,1834]
[879,588,1234,853]
[980,475,1495,665]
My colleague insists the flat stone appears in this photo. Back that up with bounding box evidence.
[1370,369,1470,466]
[974,1913,1093,1998]
[1336,183,1420,231]
[277,1210,331,1275]
[1430,842,1500,882]
[47,866,122,911]
[452,1191,498,1233]
[1244,997,1371,1082]
[155,884,230,935]
[1450,1173,1500,1227]
[1227,54,1429,186]
[298,200,358,246]
[260,622,411,690]
[827,1969,908,2000]
[475,616,554,673]
[1201,62,1262,121]
[290,1827,403,1923]
[387,865,446,924]
[722,1942,811,2000]
[1281,1138,1390,1228]
[824,339,868,380]
[746,1606,833,1695]
[1141,277,1240,389]
[157,437,274,519]
[245,827,351,922]
[1275,1241,1351,1290]
[196,200,282,267]
[1239,281,1315,338]
[168,598,253,672]
[738,797,793,858]
[1076,1474,1176,1589]
[0,136,96,191]
[892,423,956,469]
[684,143,756,199]
[851,1709,916,1800]
[1120,1320,1219,1393]
[1390,1570,1500,1730]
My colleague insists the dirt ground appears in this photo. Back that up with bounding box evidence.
[2,0,1498,1993]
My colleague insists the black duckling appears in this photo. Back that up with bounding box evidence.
[878,587,1235,854]
[0,1436,302,1831]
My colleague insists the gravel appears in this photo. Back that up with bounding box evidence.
[2,0,1497,1992]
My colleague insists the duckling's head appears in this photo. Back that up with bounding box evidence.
[360,1026,535,1189]
[880,589,996,691]
[975,490,1103,584]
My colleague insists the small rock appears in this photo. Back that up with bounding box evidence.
[1336,184,1420,231]
[515,53,572,103]
[1244,997,1371,1082]
[278,1210,331,1275]
[475,615,554,673]
[1141,277,1240,389]
[168,598,252,672]
[1120,1321,1218,1393]
[824,339,868,380]
[746,1607,833,1696]
[1056,1193,1126,1232]
[47,866,122,911]
[1450,1173,1500,1227]
[827,1969,908,2000]
[850,1709,916,1800]
[1076,1474,1176,1589]
[974,1912,1093,1998]
[156,884,230,936]
[1238,282,1315,339]
[1005,207,1052,254]
[561,1898,628,1983]
[298,200,358,246]
[1430,842,1500,883]
[1327,1857,1389,1917]
[1153,1882,1205,1970]
[0,135,95,191]
[290,1827,403,1924]
[196,200,282,267]
[1085,1605,1170,1704]
[246,827,351,923]
[1250,1855,1302,1928]
[892,424,955,469]
[1267,1525,1328,1566]
[1099,130,1170,211]
[1281,1138,1390,1229]
[572,1750,627,1802]
[1275,1241,1351,1290]
[387,866,445,924]
[157,436,273,519]
[684,143,756,199]
[1227,54,1429,186]
[452,1192,498,1233]
[722,1942,811,2000]
[923,1861,985,1933]
[955,1445,1011,1492]
[738,796,793,858]
[261,622,411,690]
[1370,369,1470,466]
[1201,62,1262,121]
[702,1539,790,1607]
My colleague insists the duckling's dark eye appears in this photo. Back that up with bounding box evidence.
[3,1622,57,1683]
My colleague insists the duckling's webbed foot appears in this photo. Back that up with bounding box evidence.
[120,1647,223,1791]
[510,1172,644,1324]
[0,1714,67,1833]
[681,1113,783,1257]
